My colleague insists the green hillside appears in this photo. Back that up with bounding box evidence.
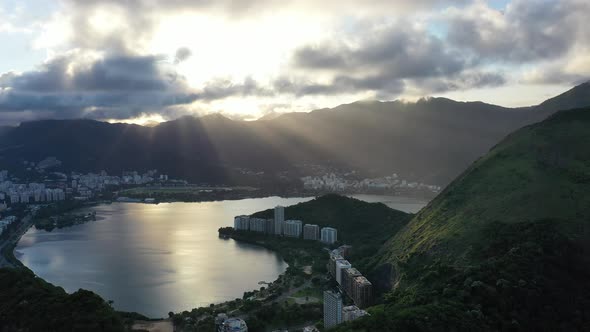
[251,194,411,270]
[0,268,126,332]
[336,108,590,331]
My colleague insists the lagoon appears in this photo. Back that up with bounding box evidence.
[15,195,427,317]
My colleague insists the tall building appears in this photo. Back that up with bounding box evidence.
[321,227,338,244]
[265,218,275,234]
[249,218,266,233]
[274,205,284,235]
[323,290,343,329]
[283,220,302,238]
[234,215,250,231]
[342,267,362,296]
[303,224,319,240]
[335,260,351,285]
[352,276,373,309]
[328,253,345,278]
[338,245,353,259]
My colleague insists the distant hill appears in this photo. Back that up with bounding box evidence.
[251,194,411,268]
[0,82,589,186]
[338,107,590,331]
[0,268,125,331]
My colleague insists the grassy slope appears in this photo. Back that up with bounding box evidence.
[384,107,590,264]
[334,108,590,331]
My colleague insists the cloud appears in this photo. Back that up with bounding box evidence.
[445,0,590,63]
[0,52,198,121]
[174,47,192,64]
[294,23,468,78]
[286,20,505,97]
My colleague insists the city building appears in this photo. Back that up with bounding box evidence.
[338,245,353,259]
[323,290,343,329]
[265,218,275,234]
[352,276,373,309]
[342,267,362,296]
[249,217,266,233]
[335,260,352,285]
[321,227,338,244]
[303,224,319,240]
[328,253,345,278]
[283,220,302,238]
[342,305,369,322]
[274,205,284,235]
[234,215,250,231]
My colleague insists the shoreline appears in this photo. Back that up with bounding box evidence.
[5,197,298,319]
[4,193,424,319]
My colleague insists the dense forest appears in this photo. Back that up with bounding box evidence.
[0,268,126,332]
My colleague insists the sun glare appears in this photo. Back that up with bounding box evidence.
[108,114,167,126]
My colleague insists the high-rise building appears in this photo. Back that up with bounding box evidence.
[352,276,373,309]
[338,245,353,259]
[335,260,351,285]
[321,227,338,244]
[265,218,275,234]
[303,224,319,240]
[342,267,362,296]
[234,215,250,231]
[323,290,343,329]
[274,205,284,235]
[249,218,266,233]
[328,253,345,278]
[283,220,302,238]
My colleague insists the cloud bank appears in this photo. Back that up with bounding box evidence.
[0,0,588,124]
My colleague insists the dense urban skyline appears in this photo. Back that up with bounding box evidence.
[0,0,588,125]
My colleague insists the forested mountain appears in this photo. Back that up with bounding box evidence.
[340,107,590,331]
[0,82,588,186]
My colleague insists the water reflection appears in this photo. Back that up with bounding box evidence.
[17,197,314,317]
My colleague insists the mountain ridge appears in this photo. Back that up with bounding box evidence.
[0,82,589,186]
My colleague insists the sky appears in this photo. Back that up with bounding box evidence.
[0,0,588,125]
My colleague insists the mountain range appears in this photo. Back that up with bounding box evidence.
[0,82,588,186]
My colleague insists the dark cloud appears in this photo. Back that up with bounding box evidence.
[446,0,590,62]
[5,54,178,93]
[273,74,406,97]
[0,53,198,121]
[174,47,192,64]
[294,25,468,79]
[287,21,504,97]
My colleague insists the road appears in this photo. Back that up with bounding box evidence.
[0,214,33,268]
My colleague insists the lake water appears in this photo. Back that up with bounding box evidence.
[15,195,427,317]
